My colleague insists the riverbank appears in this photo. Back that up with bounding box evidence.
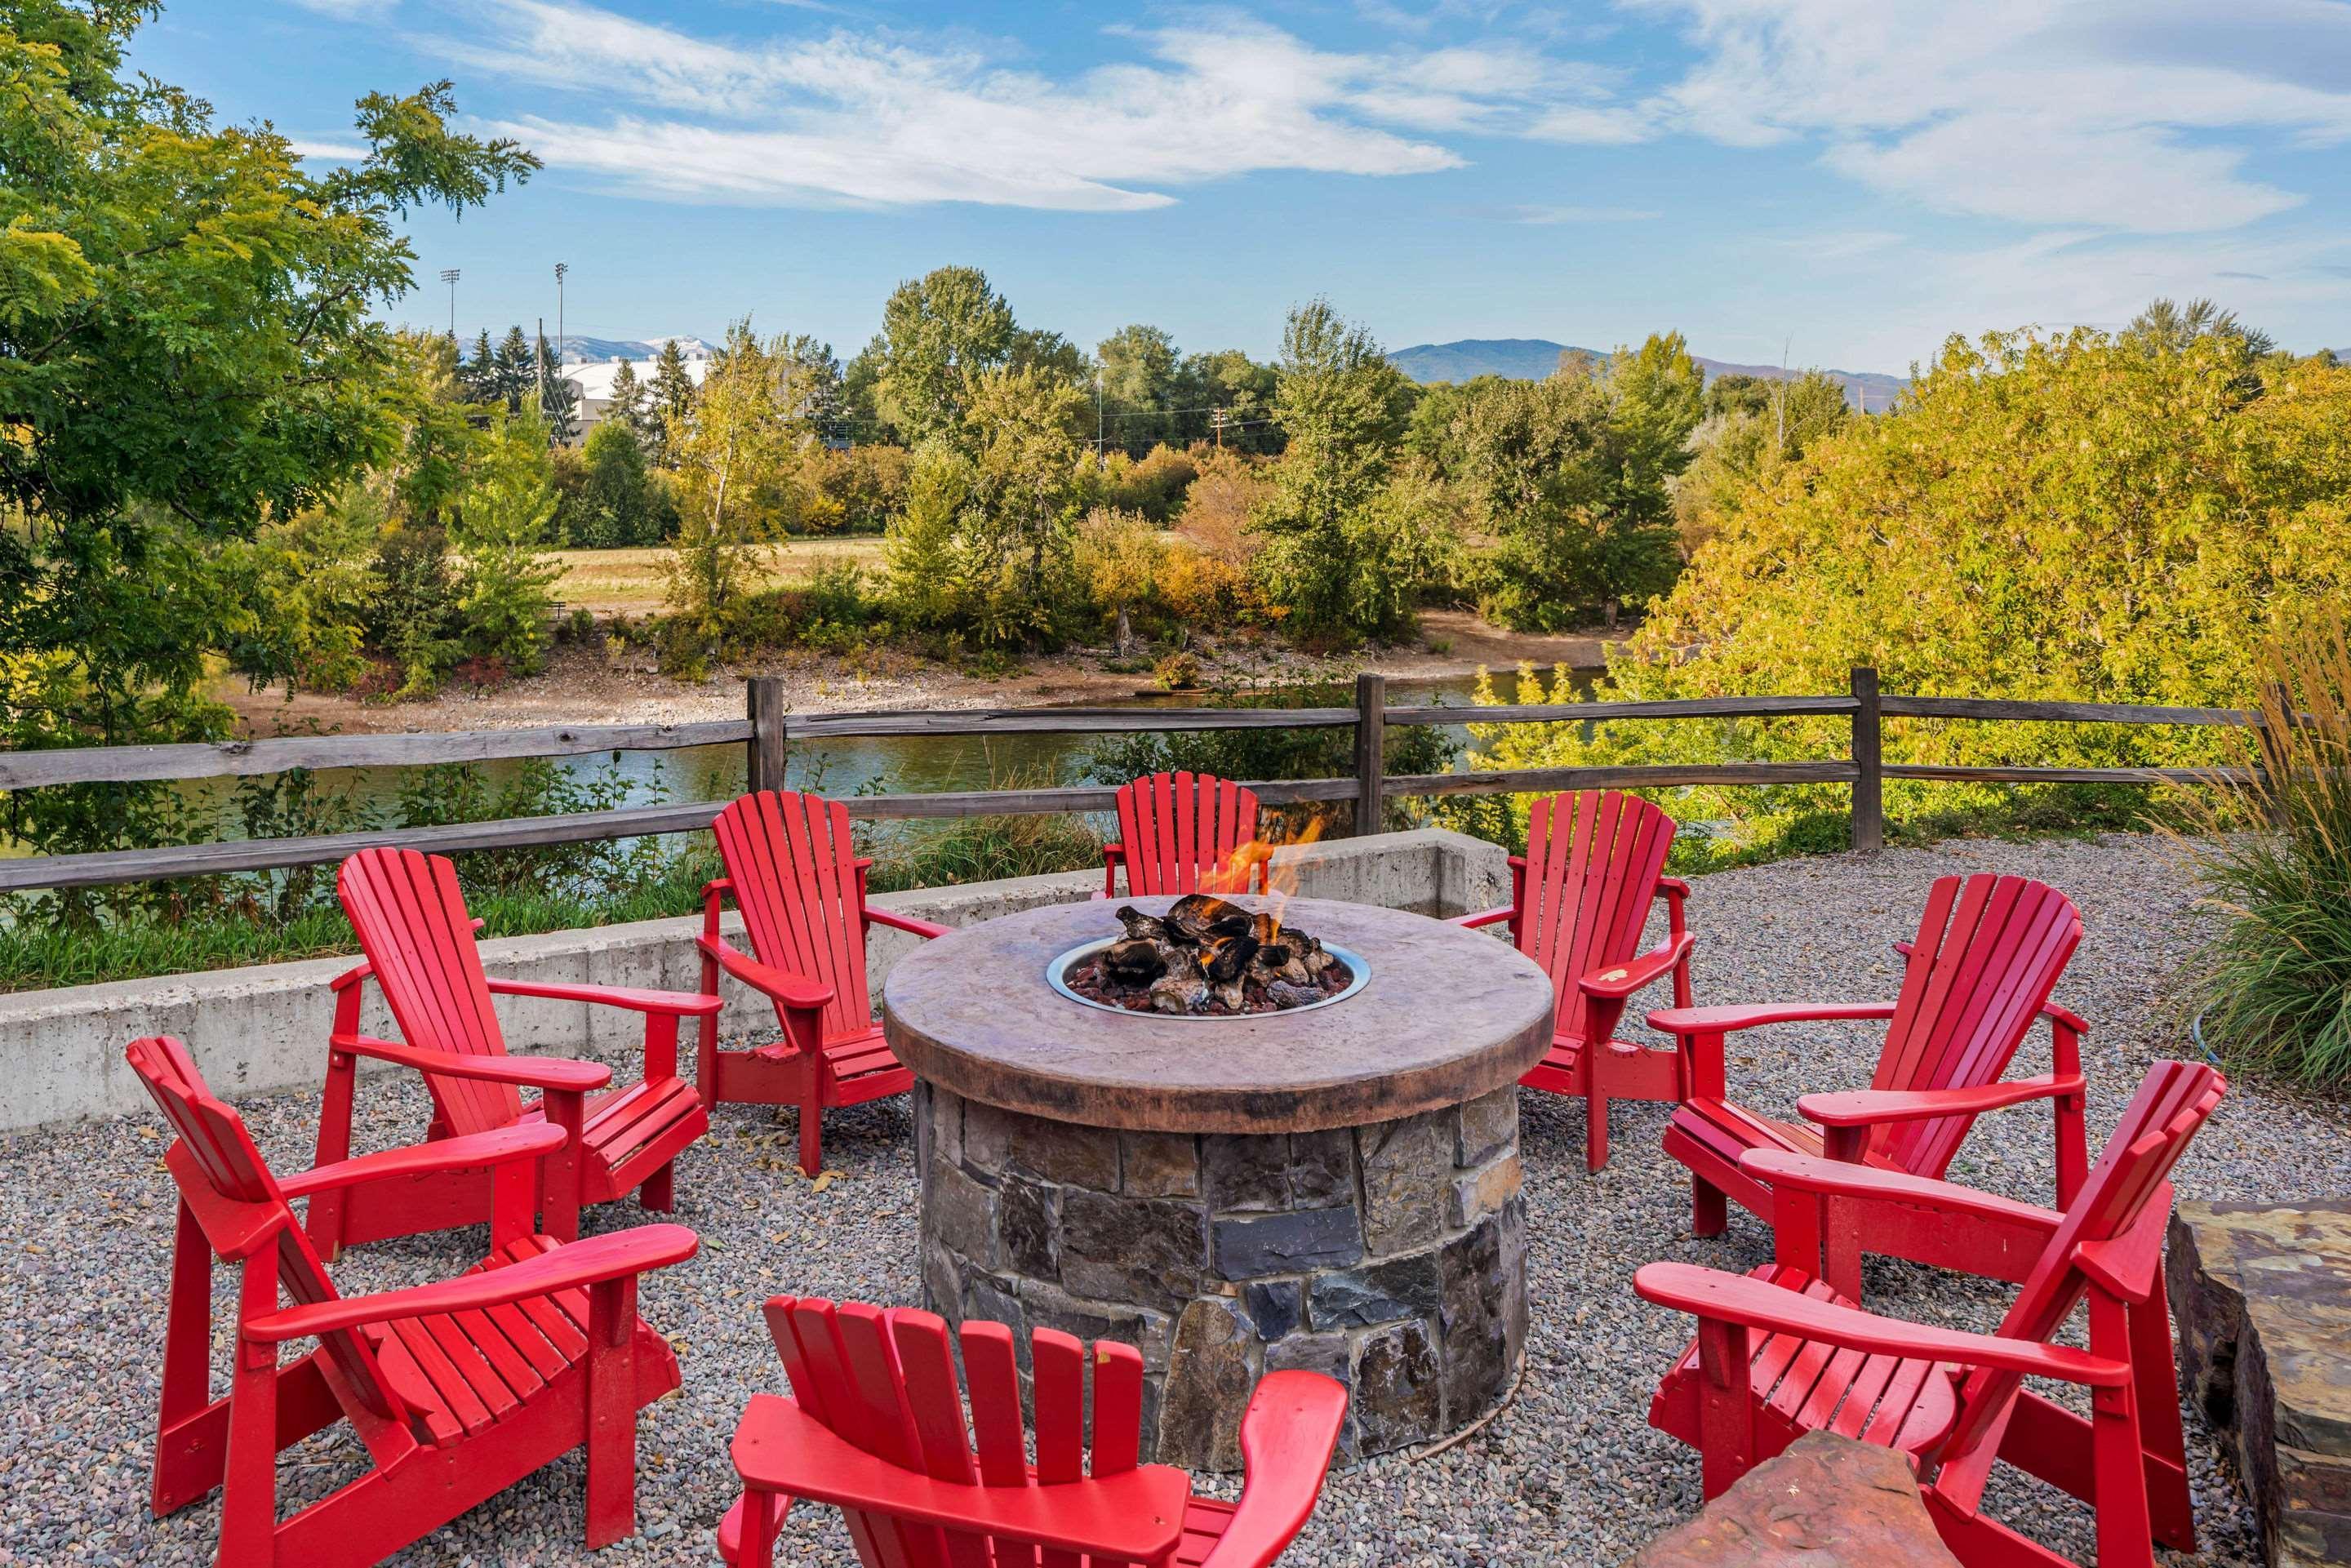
[215,608,1613,738]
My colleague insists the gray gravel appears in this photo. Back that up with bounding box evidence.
[3,831,2343,1566]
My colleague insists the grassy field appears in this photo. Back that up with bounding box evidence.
[553,537,888,613]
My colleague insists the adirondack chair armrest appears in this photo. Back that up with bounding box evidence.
[2074,1186,2174,1304]
[696,934,834,1012]
[1102,842,1127,898]
[1631,1261,2131,1387]
[1655,875,1691,899]
[1452,904,1516,930]
[866,906,952,940]
[729,1393,1193,1560]
[1197,1370,1350,1568]
[483,975,722,1017]
[332,1033,614,1093]
[279,1123,569,1200]
[327,957,373,994]
[1739,1148,2063,1237]
[246,1224,700,1344]
[1647,1001,1901,1036]
[1794,1073,2087,1129]
[1578,931,1695,1001]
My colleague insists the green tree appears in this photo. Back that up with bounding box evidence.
[0,5,533,871]
[451,402,562,674]
[646,338,697,466]
[577,417,652,545]
[460,327,499,403]
[962,364,1088,642]
[494,325,534,411]
[605,356,651,447]
[1096,323,1177,445]
[663,320,792,667]
[1174,349,1282,451]
[1249,300,1421,640]
[871,265,1017,444]
[882,441,974,631]
[1451,370,1613,630]
[536,331,577,444]
[1676,369,1851,555]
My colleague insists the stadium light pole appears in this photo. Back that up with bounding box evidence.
[554,261,568,364]
[440,268,460,338]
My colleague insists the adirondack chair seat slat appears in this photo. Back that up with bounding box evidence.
[1651,1262,1961,1458]
[531,1073,705,1179]
[700,791,937,1175]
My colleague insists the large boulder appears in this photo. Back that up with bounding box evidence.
[2169,1198,2351,1566]
[1631,1432,1958,1567]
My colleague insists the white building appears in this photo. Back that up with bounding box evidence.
[561,339,711,440]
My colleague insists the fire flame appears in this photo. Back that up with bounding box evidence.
[1201,817,1327,939]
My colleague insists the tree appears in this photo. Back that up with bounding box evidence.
[882,442,973,631]
[451,403,562,675]
[606,356,651,447]
[460,327,499,403]
[1174,349,1282,451]
[1249,300,1423,640]
[1454,326,2351,860]
[578,418,652,546]
[1097,323,1179,447]
[1589,331,1704,623]
[494,326,534,412]
[1074,508,1166,655]
[871,265,1017,444]
[0,4,534,871]
[1675,369,1850,557]
[646,338,697,466]
[1450,371,1613,631]
[961,364,1088,642]
[382,329,476,528]
[662,320,792,667]
[535,331,578,444]
[776,333,842,426]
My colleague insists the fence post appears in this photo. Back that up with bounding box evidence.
[746,677,788,796]
[1353,671,1386,837]
[1850,666,1883,852]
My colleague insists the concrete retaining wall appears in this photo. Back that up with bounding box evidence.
[0,828,1509,1130]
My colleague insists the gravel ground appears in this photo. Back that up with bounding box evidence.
[4,830,2344,1566]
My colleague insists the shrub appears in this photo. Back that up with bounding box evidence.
[1103,443,1199,523]
[2181,622,2351,1089]
[1153,651,1202,691]
[364,524,464,699]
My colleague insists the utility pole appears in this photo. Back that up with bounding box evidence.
[1211,406,1225,448]
[440,268,460,338]
[553,262,568,365]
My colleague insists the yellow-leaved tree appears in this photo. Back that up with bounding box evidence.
[1447,324,2351,863]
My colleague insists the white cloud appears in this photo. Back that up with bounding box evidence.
[290,0,396,16]
[288,140,371,161]
[1580,0,2351,233]
[418,3,1544,211]
[1512,203,1660,223]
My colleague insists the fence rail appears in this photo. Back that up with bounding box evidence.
[0,670,2266,892]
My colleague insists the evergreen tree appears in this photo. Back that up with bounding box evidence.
[883,442,973,630]
[647,339,697,467]
[460,328,498,403]
[536,331,578,445]
[607,357,651,447]
[494,326,533,413]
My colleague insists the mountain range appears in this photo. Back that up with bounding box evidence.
[1388,337,1907,411]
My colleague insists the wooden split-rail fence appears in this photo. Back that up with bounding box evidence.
[0,669,2266,892]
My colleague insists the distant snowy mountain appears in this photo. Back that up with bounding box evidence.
[1389,336,1906,411]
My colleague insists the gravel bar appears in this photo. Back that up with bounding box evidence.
[2,831,2341,1566]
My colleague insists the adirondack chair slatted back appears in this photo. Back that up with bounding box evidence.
[1115,771,1264,896]
[1937,1059,2224,1471]
[1517,791,1676,1042]
[763,1295,1149,1568]
[1867,874,2082,1175]
[127,1036,402,1419]
[339,847,520,1135]
[713,792,874,1042]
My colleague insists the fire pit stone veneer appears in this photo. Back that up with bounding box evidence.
[882,895,1555,1469]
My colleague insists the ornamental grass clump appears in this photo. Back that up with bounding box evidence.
[2184,623,2351,1090]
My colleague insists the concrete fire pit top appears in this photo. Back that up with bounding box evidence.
[881,894,1555,1135]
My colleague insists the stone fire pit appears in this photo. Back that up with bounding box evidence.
[882,894,1555,1468]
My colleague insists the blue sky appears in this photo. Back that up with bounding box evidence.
[132,1,2351,374]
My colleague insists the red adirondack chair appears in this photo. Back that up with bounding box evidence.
[307,846,718,1256]
[1653,873,2087,1299]
[1454,789,1693,1172]
[1104,771,1267,898]
[1635,1059,2225,1568]
[699,789,950,1175]
[717,1295,1349,1568]
[129,1035,697,1566]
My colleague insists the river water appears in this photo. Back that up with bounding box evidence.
[160,669,1601,851]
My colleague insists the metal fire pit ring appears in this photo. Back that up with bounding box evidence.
[1046,937,1371,1018]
